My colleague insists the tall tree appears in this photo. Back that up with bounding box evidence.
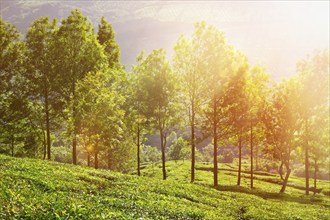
[173,34,204,182]
[194,22,235,187]
[26,16,58,160]
[309,106,329,194]
[134,49,181,180]
[55,9,106,164]
[75,70,126,169]
[296,50,329,195]
[0,19,35,157]
[129,60,150,176]
[263,79,299,193]
[224,58,249,186]
[246,65,270,188]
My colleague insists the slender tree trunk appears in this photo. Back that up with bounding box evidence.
[11,136,14,157]
[213,97,218,187]
[137,125,141,176]
[279,161,284,180]
[191,99,195,183]
[45,90,51,160]
[280,161,291,193]
[256,144,259,170]
[160,129,166,180]
[237,136,242,186]
[43,130,47,160]
[250,123,253,189]
[305,146,309,195]
[108,148,111,170]
[94,151,98,169]
[72,82,77,165]
[305,119,309,195]
[87,153,90,167]
[73,135,77,164]
[314,158,317,195]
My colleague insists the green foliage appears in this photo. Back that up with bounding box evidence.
[0,18,45,158]
[263,79,300,162]
[25,16,59,159]
[55,9,107,164]
[168,137,190,161]
[134,48,183,179]
[97,16,121,69]
[134,49,181,129]
[141,145,161,163]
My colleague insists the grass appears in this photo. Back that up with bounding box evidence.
[0,155,329,219]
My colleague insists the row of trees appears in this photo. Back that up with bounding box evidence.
[1,10,329,194]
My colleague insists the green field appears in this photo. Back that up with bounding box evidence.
[0,155,329,219]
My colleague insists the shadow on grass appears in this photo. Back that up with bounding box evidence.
[211,184,330,208]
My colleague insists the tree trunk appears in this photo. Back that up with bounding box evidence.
[72,83,77,165]
[237,136,242,186]
[94,151,98,169]
[137,125,141,176]
[305,119,309,195]
[280,161,291,193]
[160,129,166,180]
[250,123,253,189]
[43,130,47,160]
[305,142,309,195]
[108,148,111,170]
[279,161,284,180]
[256,143,259,170]
[213,97,218,187]
[72,136,77,164]
[87,153,90,167]
[191,99,195,183]
[45,90,51,160]
[314,158,317,195]
[11,136,14,157]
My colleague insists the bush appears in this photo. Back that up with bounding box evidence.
[52,146,72,163]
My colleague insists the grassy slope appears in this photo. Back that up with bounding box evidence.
[0,155,329,219]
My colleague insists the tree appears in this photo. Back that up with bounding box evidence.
[263,79,300,193]
[173,32,205,182]
[0,19,39,157]
[25,16,58,160]
[223,58,249,186]
[309,107,329,194]
[55,9,106,164]
[75,70,126,169]
[168,136,190,162]
[142,145,161,174]
[97,16,121,69]
[193,22,235,187]
[296,50,329,195]
[0,18,23,94]
[134,49,181,180]
[129,62,150,176]
[245,65,270,188]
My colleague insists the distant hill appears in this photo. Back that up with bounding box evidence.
[1,1,192,70]
[2,1,329,80]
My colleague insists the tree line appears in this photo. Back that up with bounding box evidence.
[0,9,329,195]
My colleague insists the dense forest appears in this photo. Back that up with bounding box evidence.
[0,8,329,196]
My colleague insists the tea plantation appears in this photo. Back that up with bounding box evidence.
[0,154,329,219]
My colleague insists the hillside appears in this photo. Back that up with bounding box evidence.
[0,155,329,219]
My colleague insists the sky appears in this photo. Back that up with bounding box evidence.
[1,1,329,81]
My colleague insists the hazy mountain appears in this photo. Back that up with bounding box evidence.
[1,0,329,79]
[1,1,193,70]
